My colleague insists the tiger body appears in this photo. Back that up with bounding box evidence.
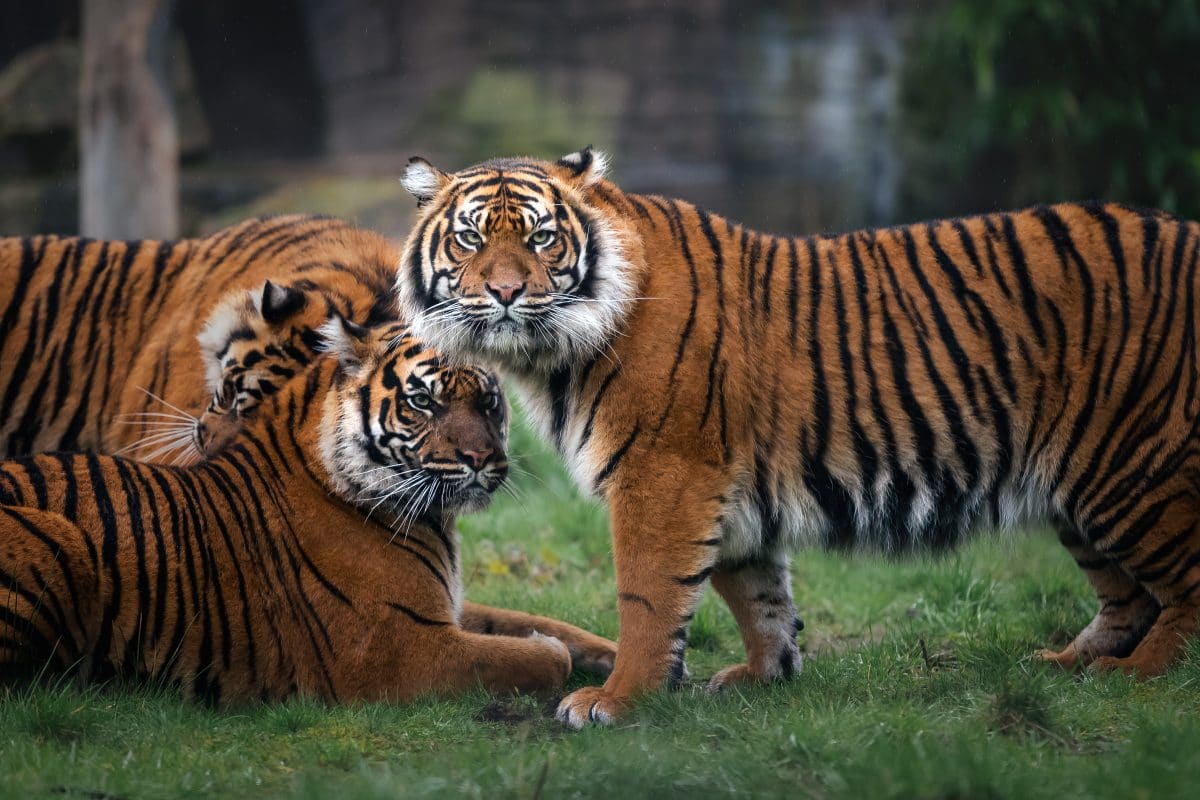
[0,321,615,703]
[396,149,1200,726]
[0,215,398,461]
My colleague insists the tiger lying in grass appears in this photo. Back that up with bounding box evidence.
[396,146,1200,727]
[0,319,615,703]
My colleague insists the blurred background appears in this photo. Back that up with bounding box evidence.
[1,0,1198,241]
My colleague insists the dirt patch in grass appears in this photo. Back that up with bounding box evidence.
[476,699,541,725]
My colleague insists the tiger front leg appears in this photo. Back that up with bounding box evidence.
[385,628,573,700]
[555,478,723,729]
[707,552,803,691]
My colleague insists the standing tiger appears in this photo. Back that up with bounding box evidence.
[395,147,1200,727]
[0,319,616,702]
[0,215,399,463]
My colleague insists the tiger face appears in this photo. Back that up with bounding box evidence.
[196,280,341,456]
[318,318,509,520]
[396,147,637,370]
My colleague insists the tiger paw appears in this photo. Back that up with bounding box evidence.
[1036,645,1085,671]
[706,663,762,693]
[566,634,618,678]
[528,631,573,686]
[554,685,626,729]
[1089,654,1165,679]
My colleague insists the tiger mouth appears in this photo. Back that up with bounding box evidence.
[446,483,493,512]
[362,468,503,520]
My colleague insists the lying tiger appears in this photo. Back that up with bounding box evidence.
[396,147,1200,726]
[0,215,398,464]
[0,318,615,703]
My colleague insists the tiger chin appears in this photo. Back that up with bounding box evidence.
[396,146,1200,727]
[0,319,616,704]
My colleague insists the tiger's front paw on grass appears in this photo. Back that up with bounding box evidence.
[554,686,627,729]
[528,631,573,688]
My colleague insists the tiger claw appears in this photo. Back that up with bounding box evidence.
[555,686,621,729]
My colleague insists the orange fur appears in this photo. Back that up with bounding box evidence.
[0,321,615,702]
[0,216,398,463]
[397,148,1200,726]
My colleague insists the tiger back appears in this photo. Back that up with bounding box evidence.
[0,215,398,460]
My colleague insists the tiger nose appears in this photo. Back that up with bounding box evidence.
[457,448,494,470]
[485,281,525,306]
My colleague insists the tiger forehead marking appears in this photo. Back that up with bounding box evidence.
[456,166,560,233]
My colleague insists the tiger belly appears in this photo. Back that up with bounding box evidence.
[715,467,1058,563]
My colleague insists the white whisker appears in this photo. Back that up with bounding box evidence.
[136,387,199,421]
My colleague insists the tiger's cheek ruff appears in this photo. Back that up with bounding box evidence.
[317,378,415,510]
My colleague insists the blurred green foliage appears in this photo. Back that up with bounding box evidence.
[900,0,1200,219]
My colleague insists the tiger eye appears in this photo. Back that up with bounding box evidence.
[457,231,483,248]
[529,230,555,247]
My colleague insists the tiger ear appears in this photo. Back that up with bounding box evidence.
[318,314,374,373]
[258,281,306,325]
[555,145,608,187]
[401,157,450,207]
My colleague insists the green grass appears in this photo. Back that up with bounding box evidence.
[4,408,1200,799]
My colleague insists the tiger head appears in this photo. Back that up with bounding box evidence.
[315,318,509,519]
[396,147,639,371]
[196,280,335,456]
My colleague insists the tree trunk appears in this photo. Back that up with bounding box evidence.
[79,0,177,240]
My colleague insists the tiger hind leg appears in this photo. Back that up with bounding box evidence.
[1087,488,1200,677]
[1039,525,1160,670]
[707,552,803,692]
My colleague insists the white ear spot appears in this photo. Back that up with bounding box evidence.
[557,146,608,186]
[586,150,609,185]
[316,317,353,362]
[401,157,448,205]
[317,316,372,372]
[197,291,256,395]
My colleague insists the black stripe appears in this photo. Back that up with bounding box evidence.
[594,421,642,491]
[385,601,451,626]
[579,365,621,450]
[675,567,713,586]
[547,366,572,450]
[1000,214,1047,347]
